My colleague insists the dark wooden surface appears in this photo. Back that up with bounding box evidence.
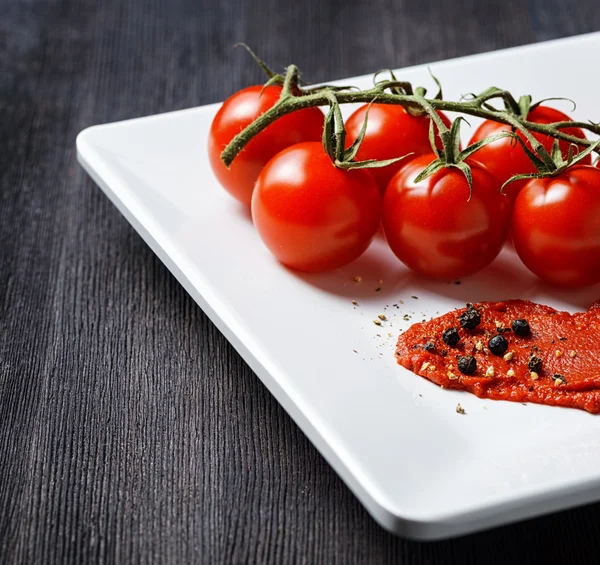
[2,1,600,563]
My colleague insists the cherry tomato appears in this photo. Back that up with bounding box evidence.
[251,142,381,272]
[344,104,452,194]
[382,154,511,279]
[208,85,324,206]
[512,165,600,287]
[468,106,591,203]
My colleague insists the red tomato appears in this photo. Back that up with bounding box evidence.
[344,104,452,194]
[382,154,511,279]
[208,86,324,206]
[251,142,381,272]
[512,165,600,287]
[468,106,591,203]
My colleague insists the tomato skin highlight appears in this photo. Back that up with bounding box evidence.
[468,105,591,203]
[251,142,381,272]
[344,104,452,195]
[208,85,324,206]
[512,165,600,288]
[382,154,511,279]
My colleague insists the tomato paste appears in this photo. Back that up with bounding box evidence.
[395,300,600,413]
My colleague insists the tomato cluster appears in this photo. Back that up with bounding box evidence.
[209,85,600,288]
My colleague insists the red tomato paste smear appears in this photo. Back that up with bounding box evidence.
[395,300,600,413]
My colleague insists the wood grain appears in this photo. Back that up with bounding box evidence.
[2,0,600,563]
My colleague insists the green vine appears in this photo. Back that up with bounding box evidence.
[220,51,600,185]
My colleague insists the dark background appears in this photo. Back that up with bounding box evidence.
[2,1,600,563]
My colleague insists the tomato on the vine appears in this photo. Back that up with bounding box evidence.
[468,105,591,203]
[344,104,452,194]
[512,165,600,287]
[208,85,324,206]
[382,154,511,279]
[251,142,381,272]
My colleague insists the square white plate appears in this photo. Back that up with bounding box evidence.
[77,32,600,540]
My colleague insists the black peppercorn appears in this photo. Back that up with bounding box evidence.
[488,335,509,356]
[553,374,567,385]
[423,342,435,352]
[458,355,477,375]
[460,306,481,330]
[442,327,460,347]
[512,319,531,336]
[528,355,542,373]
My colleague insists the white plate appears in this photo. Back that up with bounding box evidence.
[77,32,600,540]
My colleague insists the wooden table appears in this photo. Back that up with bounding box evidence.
[2,1,600,562]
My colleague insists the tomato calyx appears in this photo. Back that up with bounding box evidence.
[322,94,414,171]
[464,88,590,172]
[502,137,600,193]
[461,88,559,169]
[412,114,516,200]
[418,86,594,198]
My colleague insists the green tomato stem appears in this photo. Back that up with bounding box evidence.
[219,84,600,168]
